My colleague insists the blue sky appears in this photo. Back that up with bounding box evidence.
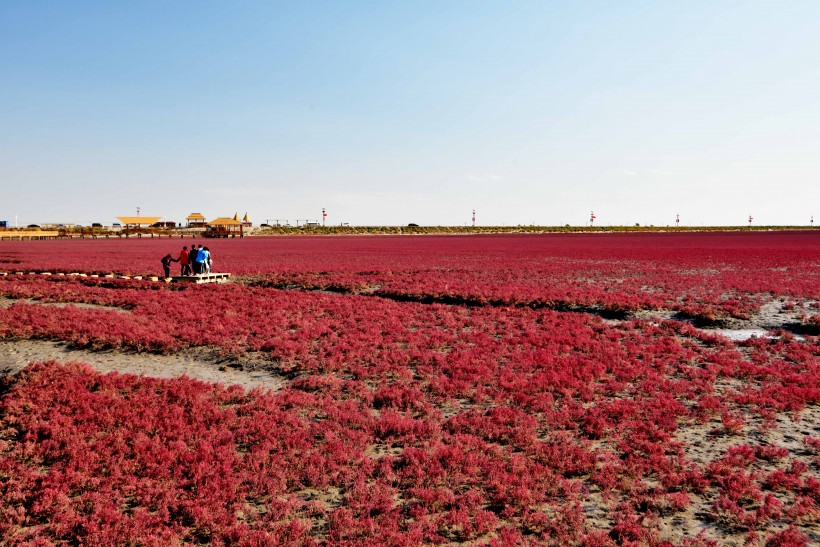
[1,1,818,226]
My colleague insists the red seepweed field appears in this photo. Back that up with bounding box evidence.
[0,232,818,545]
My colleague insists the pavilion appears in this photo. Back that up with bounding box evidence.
[205,217,244,237]
[186,213,207,227]
[116,216,161,229]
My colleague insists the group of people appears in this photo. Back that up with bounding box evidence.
[161,244,214,278]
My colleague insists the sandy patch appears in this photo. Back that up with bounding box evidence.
[0,296,130,313]
[667,405,820,544]
[0,339,286,392]
[628,299,814,341]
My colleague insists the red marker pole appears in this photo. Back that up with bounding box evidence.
[322,208,327,227]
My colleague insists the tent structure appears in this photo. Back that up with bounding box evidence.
[228,212,251,227]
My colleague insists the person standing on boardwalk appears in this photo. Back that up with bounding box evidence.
[188,244,199,274]
[178,246,191,275]
[194,244,206,275]
[203,246,212,274]
[161,254,178,279]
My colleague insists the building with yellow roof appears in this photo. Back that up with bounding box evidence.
[116,216,161,227]
[204,217,244,238]
[186,213,207,227]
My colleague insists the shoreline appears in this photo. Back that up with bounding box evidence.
[1,226,817,240]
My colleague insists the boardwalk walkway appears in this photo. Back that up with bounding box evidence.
[0,231,60,240]
[170,273,231,284]
[0,271,231,284]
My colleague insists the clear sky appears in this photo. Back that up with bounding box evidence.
[1,1,818,227]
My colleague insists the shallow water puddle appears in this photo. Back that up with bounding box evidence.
[712,328,771,341]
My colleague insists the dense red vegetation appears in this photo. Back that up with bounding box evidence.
[0,232,818,544]
[2,232,818,321]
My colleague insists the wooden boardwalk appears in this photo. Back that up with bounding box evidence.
[0,271,232,284]
[170,273,231,284]
[0,230,60,240]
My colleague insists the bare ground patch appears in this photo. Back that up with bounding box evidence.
[0,296,130,313]
[0,339,286,392]
[632,298,815,340]
[665,405,820,545]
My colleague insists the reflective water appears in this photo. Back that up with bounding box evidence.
[713,328,771,341]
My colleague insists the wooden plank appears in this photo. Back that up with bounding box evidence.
[0,231,60,240]
[170,273,231,284]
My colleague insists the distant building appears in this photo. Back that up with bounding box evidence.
[41,223,78,228]
[232,212,252,227]
[205,217,244,238]
[116,216,161,228]
[186,213,207,228]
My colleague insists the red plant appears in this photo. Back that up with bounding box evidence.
[1,232,818,542]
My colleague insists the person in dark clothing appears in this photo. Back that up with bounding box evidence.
[161,254,178,279]
[188,245,199,274]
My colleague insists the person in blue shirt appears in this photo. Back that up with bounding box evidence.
[203,246,212,274]
[194,245,206,275]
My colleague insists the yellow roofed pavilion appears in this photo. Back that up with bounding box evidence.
[205,217,244,237]
[116,216,161,226]
[186,212,207,227]
[207,217,243,226]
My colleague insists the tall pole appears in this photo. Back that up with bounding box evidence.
[675,213,679,227]
[748,214,753,227]
[322,208,327,227]
[472,209,475,227]
[811,215,814,227]
[590,211,596,227]
[137,207,140,217]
